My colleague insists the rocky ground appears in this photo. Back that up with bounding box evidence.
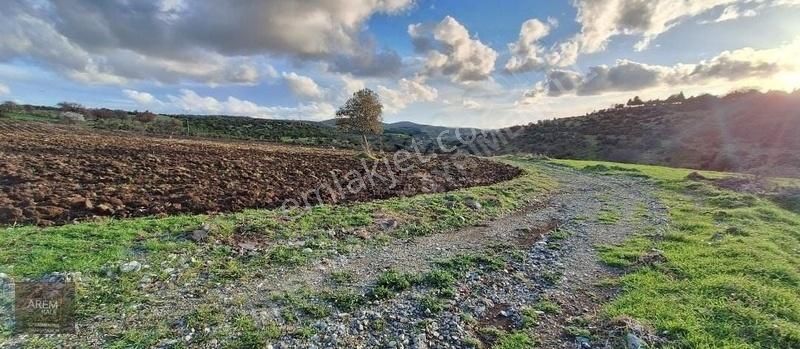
[2,163,668,348]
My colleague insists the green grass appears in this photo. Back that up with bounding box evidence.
[270,290,331,319]
[548,228,571,241]
[330,270,355,284]
[534,298,561,314]
[418,294,445,314]
[4,110,60,122]
[16,156,799,348]
[597,207,622,224]
[597,236,653,268]
[434,254,506,274]
[0,157,554,341]
[493,332,536,349]
[422,269,457,289]
[227,316,281,348]
[376,270,421,291]
[322,289,364,312]
[520,307,539,329]
[555,159,800,348]
[0,158,553,279]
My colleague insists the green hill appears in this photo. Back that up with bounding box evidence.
[474,90,800,176]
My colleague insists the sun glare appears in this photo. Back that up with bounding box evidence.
[775,71,800,91]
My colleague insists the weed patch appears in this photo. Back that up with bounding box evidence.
[493,332,535,349]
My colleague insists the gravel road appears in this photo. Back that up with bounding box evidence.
[267,163,668,349]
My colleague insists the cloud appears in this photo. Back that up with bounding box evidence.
[328,43,403,77]
[166,89,335,120]
[571,0,800,53]
[504,19,553,73]
[0,4,269,85]
[0,0,411,85]
[340,75,366,96]
[529,40,799,97]
[504,18,580,73]
[509,0,800,71]
[0,83,9,95]
[45,0,413,57]
[710,5,758,22]
[377,77,438,113]
[527,70,585,97]
[123,89,159,105]
[707,1,800,24]
[409,16,498,82]
[283,72,325,100]
[572,0,741,52]
[462,98,481,109]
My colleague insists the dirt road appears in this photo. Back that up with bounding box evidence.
[3,162,667,348]
[256,163,668,348]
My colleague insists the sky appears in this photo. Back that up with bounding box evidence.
[1,0,799,128]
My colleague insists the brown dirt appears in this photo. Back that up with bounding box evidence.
[0,122,521,226]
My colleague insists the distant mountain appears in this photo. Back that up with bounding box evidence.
[385,121,482,139]
[471,90,800,176]
[319,119,479,137]
[317,119,481,151]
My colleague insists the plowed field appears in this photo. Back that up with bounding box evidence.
[0,121,521,225]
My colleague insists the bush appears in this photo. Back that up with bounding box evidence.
[423,270,456,289]
[89,108,124,120]
[135,111,157,123]
[57,102,85,113]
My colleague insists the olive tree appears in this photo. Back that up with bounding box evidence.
[0,101,17,118]
[627,96,644,106]
[135,111,157,123]
[335,88,383,156]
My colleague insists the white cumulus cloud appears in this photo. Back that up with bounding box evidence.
[283,72,325,100]
[573,0,741,53]
[504,18,580,73]
[166,89,334,120]
[711,5,758,22]
[378,77,439,113]
[123,89,159,105]
[340,75,366,96]
[0,0,411,85]
[409,16,498,82]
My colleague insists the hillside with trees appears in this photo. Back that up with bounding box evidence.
[4,89,799,176]
[479,90,800,176]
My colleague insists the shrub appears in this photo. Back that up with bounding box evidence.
[423,270,456,289]
[323,290,364,312]
[418,294,444,314]
[135,111,157,123]
[57,101,84,113]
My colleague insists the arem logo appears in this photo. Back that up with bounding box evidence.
[14,281,75,334]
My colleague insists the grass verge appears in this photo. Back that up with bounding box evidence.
[555,159,800,348]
